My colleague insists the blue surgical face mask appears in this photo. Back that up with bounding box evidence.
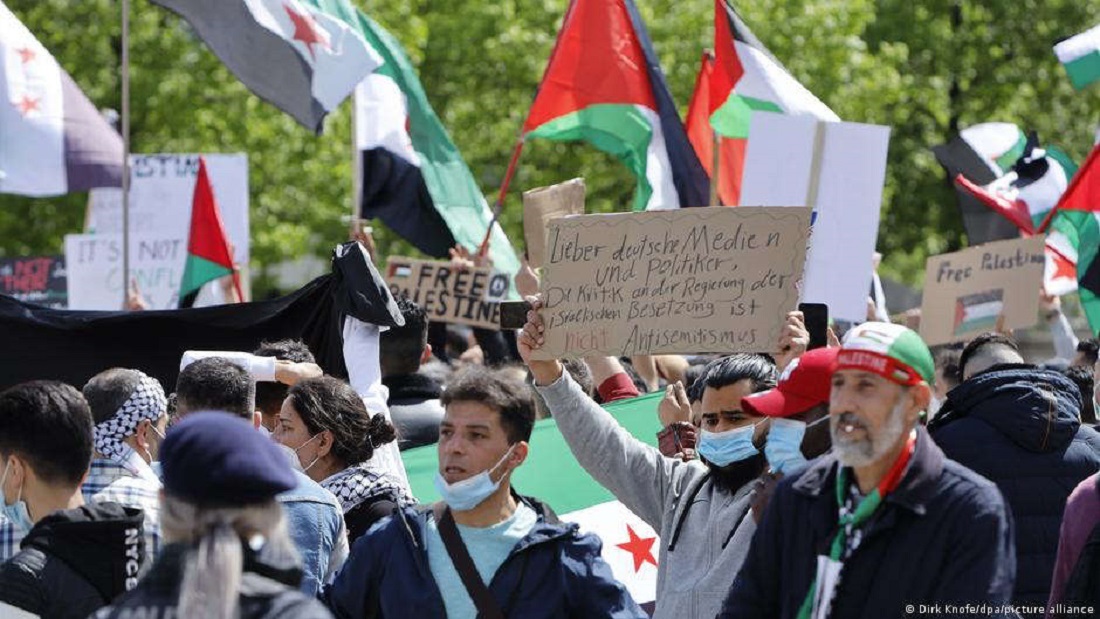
[434,446,515,512]
[764,418,809,473]
[698,424,760,467]
[0,458,34,533]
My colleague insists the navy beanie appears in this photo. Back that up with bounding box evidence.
[160,412,296,507]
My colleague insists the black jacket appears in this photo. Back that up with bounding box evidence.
[0,502,145,619]
[383,373,445,451]
[94,541,332,619]
[719,427,1016,619]
[931,366,1100,613]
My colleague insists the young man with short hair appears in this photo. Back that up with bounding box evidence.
[322,366,644,618]
[0,381,145,619]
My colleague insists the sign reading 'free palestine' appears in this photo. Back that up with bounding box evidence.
[533,207,811,359]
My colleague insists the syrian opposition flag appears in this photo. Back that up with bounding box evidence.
[1055,24,1100,90]
[150,0,381,133]
[0,2,122,197]
[179,158,242,307]
[696,0,838,205]
[520,0,708,211]
[401,391,664,608]
[350,12,518,275]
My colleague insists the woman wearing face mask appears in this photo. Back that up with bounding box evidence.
[274,376,415,544]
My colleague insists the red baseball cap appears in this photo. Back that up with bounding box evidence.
[742,347,839,418]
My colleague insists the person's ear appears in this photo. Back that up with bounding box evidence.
[252,411,263,430]
[909,383,931,423]
[421,344,434,365]
[315,430,335,459]
[509,441,529,469]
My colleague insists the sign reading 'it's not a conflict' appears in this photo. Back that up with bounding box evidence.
[532,207,812,359]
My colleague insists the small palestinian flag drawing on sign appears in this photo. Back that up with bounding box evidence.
[953,289,1004,336]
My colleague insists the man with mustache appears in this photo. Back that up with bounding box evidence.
[719,322,1016,619]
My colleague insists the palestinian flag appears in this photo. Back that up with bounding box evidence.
[697,0,837,205]
[954,133,1078,234]
[179,158,241,307]
[953,290,1004,337]
[0,2,122,196]
[149,0,382,133]
[348,11,518,275]
[520,0,708,211]
[932,123,1029,245]
[1055,24,1100,90]
[402,391,664,609]
[684,50,743,206]
[1044,145,1100,333]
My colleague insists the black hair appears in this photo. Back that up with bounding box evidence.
[0,381,93,486]
[441,366,536,444]
[380,296,430,376]
[684,364,708,403]
[701,354,777,394]
[1062,365,1096,425]
[287,376,395,467]
[934,347,963,390]
[958,332,1022,380]
[175,357,255,420]
[1077,338,1100,367]
[83,368,145,425]
[253,339,315,416]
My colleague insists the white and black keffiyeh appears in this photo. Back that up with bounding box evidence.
[321,463,415,514]
[93,373,167,466]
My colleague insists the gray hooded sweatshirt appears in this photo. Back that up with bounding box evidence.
[537,372,759,619]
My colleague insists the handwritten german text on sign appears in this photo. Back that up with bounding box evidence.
[919,235,1046,346]
[532,207,811,359]
[385,258,510,329]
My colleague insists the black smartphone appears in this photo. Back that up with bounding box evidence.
[799,303,829,350]
[499,300,533,330]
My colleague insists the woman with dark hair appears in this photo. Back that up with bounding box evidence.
[274,376,415,543]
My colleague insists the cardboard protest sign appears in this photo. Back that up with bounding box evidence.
[532,207,811,359]
[740,113,891,322]
[919,235,1046,346]
[0,255,67,309]
[523,178,585,267]
[76,154,250,309]
[385,257,511,329]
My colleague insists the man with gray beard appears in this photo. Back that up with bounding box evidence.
[719,322,1016,619]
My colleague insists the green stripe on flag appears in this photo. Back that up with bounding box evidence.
[527,104,655,212]
[179,254,232,299]
[1064,49,1100,90]
[994,133,1029,172]
[710,94,783,140]
[402,391,663,513]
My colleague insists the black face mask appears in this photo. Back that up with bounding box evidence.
[705,453,767,492]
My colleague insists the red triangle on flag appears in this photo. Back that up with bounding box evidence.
[685,51,745,206]
[188,157,236,268]
[710,0,743,114]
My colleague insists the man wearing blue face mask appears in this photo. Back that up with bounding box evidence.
[740,347,837,522]
[321,366,645,619]
[515,297,795,619]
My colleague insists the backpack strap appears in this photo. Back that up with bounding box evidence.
[432,503,506,619]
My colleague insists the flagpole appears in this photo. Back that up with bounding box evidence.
[121,0,131,309]
[710,130,720,205]
[476,134,525,258]
[350,87,362,239]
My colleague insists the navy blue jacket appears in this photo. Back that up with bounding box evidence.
[719,427,1016,619]
[931,366,1100,613]
[320,495,645,618]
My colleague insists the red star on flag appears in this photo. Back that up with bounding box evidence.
[16,47,35,64]
[15,95,39,116]
[1049,246,1077,281]
[616,524,657,572]
[283,3,330,61]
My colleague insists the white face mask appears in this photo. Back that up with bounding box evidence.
[433,446,515,512]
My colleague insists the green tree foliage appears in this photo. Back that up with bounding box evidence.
[1,0,1097,294]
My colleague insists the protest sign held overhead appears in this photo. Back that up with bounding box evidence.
[920,235,1046,346]
[522,178,585,268]
[385,257,510,329]
[533,206,810,359]
[0,255,66,309]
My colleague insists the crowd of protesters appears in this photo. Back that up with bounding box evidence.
[1,241,1099,619]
